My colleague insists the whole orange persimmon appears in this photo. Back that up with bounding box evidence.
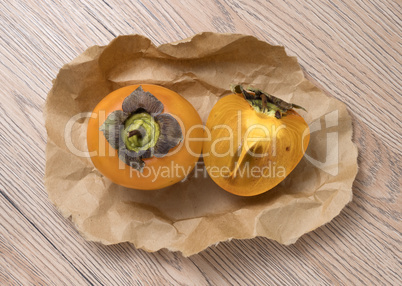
[203,85,310,196]
[87,84,203,190]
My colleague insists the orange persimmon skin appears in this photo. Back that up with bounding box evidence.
[87,84,203,190]
[203,93,310,196]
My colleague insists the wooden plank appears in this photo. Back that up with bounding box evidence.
[0,0,400,285]
[0,193,89,285]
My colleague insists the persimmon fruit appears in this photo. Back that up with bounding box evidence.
[87,84,203,190]
[203,85,310,196]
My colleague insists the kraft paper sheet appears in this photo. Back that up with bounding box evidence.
[44,32,358,256]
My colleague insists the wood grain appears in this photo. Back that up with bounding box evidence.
[0,0,400,285]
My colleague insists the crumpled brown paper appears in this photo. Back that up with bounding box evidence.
[44,32,358,256]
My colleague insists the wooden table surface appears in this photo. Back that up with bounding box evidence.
[1,1,400,285]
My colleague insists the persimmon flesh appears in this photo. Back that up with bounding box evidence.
[203,86,310,196]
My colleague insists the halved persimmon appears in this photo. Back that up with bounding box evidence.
[202,85,310,196]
